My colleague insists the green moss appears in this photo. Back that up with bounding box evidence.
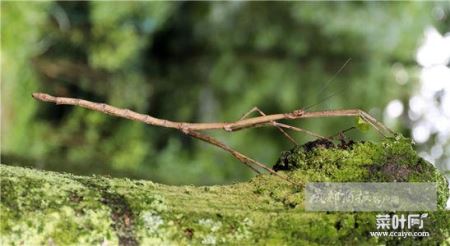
[0,168,117,245]
[1,136,449,245]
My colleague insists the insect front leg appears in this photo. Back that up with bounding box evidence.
[357,110,395,137]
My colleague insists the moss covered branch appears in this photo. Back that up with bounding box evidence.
[1,137,449,245]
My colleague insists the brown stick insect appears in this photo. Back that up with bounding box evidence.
[31,62,394,185]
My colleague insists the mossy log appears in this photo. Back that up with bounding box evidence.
[1,137,449,245]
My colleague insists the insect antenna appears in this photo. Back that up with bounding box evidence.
[303,88,346,111]
[302,58,352,111]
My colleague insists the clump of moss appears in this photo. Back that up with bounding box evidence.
[249,136,450,245]
[272,136,448,209]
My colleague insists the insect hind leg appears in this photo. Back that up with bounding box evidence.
[240,107,298,145]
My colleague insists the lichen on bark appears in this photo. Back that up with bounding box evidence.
[1,136,449,245]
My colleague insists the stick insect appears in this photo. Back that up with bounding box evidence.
[32,89,393,185]
[31,58,394,185]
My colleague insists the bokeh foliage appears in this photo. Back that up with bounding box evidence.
[1,2,446,184]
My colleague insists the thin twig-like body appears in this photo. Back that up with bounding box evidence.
[32,93,393,136]
[32,92,393,185]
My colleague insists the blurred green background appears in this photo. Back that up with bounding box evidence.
[1,2,449,185]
